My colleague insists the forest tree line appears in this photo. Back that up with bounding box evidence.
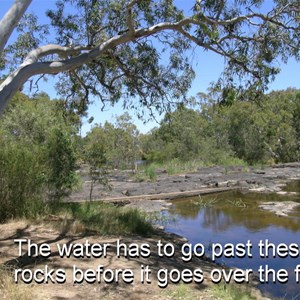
[85,88,300,169]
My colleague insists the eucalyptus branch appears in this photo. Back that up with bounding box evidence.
[32,74,46,93]
[89,26,109,46]
[71,70,89,97]
[127,0,141,34]
[0,0,32,55]
[1,0,299,114]
[109,52,165,97]
[89,65,116,94]
[23,44,92,65]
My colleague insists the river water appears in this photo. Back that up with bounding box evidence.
[163,180,300,299]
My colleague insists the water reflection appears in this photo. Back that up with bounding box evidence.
[168,190,300,232]
[284,179,300,193]
[164,184,300,299]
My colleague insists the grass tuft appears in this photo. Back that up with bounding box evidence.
[212,283,256,300]
[0,267,36,300]
[46,201,154,236]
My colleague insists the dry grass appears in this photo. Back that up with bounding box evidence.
[42,214,87,235]
[0,267,37,300]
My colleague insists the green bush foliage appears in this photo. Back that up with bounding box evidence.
[0,92,78,222]
[0,141,45,220]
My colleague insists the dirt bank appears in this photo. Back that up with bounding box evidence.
[0,220,267,300]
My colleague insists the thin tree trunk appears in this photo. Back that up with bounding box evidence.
[89,179,94,201]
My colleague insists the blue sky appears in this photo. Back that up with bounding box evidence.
[1,0,300,135]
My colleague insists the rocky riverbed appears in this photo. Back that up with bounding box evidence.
[69,162,300,213]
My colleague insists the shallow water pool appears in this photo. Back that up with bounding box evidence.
[163,181,300,299]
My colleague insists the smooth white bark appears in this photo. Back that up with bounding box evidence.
[0,0,32,55]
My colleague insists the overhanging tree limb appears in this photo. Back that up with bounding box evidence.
[0,0,299,114]
[0,19,195,112]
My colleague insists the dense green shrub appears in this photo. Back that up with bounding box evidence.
[0,141,46,221]
[46,128,78,200]
[0,93,78,222]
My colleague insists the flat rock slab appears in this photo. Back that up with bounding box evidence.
[68,163,300,205]
[124,199,172,212]
[259,201,300,217]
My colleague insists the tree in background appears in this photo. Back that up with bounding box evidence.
[262,89,300,162]
[142,105,238,165]
[83,124,109,200]
[82,113,139,199]
[110,113,140,171]
[83,113,140,171]
[1,0,299,115]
